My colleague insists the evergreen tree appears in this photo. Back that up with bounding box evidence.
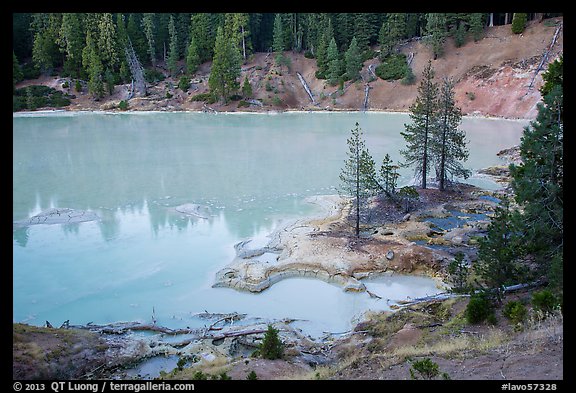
[378,153,400,197]
[190,13,214,64]
[31,13,61,74]
[432,77,470,190]
[142,13,156,68]
[469,13,484,41]
[475,197,525,298]
[272,13,285,65]
[259,325,284,360]
[447,252,470,294]
[339,122,376,237]
[379,13,406,58]
[115,13,131,83]
[425,13,447,59]
[186,37,200,75]
[127,14,148,64]
[511,13,528,34]
[58,13,84,78]
[208,26,241,103]
[509,57,563,287]
[167,15,179,76]
[344,36,362,81]
[97,13,120,72]
[13,52,23,92]
[353,13,372,50]
[326,37,341,85]
[82,31,105,99]
[401,60,438,189]
[241,77,253,98]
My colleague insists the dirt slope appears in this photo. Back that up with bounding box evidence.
[15,18,563,119]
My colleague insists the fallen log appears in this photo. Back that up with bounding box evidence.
[296,72,315,104]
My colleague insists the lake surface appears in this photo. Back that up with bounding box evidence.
[13,111,527,337]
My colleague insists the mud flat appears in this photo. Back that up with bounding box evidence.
[213,195,450,294]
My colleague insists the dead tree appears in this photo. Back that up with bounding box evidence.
[125,38,147,98]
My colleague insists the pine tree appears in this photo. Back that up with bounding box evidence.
[379,13,406,58]
[208,26,241,103]
[469,13,484,41]
[401,60,438,189]
[425,13,447,59]
[127,14,148,64]
[58,13,84,78]
[378,153,400,197]
[167,15,179,76]
[190,13,215,64]
[13,51,23,92]
[475,197,525,297]
[259,325,284,360]
[511,13,528,34]
[339,122,376,237]
[344,36,362,81]
[186,37,200,75]
[353,13,372,50]
[509,57,563,286]
[326,37,340,85]
[97,13,120,72]
[31,13,61,74]
[82,31,105,100]
[242,77,253,98]
[432,77,470,190]
[142,13,156,68]
[272,13,285,65]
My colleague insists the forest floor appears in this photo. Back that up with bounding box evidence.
[15,17,563,120]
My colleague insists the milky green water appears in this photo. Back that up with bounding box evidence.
[13,111,527,337]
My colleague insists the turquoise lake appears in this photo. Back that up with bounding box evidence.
[13,111,527,337]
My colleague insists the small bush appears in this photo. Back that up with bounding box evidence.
[190,92,216,103]
[265,81,273,91]
[259,325,284,359]
[375,54,409,81]
[118,100,129,111]
[144,68,165,83]
[62,81,70,89]
[75,80,83,93]
[191,370,207,380]
[246,370,258,380]
[531,289,559,314]
[178,76,190,92]
[465,292,496,324]
[272,96,282,106]
[401,67,416,85]
[503,300,527,324]
[466,91,476,100]
[304,50,315,59]
[238,100,250,108]
[409,358,440,380]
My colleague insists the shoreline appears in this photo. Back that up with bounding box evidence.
[12,107,535,122]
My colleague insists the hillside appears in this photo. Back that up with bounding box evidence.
[15,18,562,119]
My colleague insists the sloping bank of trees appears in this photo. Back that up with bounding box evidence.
[341,56,563,312]
[13,13,559,104]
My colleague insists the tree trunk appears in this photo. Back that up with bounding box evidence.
[489,13,494,27]
[355,149,360,237]
[505,13,510,25]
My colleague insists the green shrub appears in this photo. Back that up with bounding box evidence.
[272,96,282,106]
[191,370,207,380]
[409,358,439,380]
[246,370,258,380]
[190,92,216,103]
[238,100,250,108]
[265,81,273,91]
[144,68,165,83]
[531,289,559,313]
[178,76,190,92]
[75,80,83,93]
[502,300,527,324]
[375,54,409,81]
[259,325,284,359]
[62,80,70,89]
[465,292,496,324]
[304,50,315,59]
[401,67,416,85]
[21,62,40,80]
[466,91,476,100]
[118,100,129,110]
